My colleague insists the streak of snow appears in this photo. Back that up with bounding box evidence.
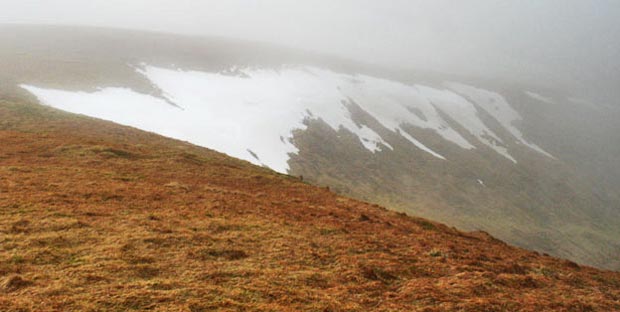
[416,85,515,162]
[525,91,555,104]
[447,82,554,159]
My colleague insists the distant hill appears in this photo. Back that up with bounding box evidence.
[2,25,620,270]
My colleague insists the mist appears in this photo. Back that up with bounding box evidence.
[2,0,620,102]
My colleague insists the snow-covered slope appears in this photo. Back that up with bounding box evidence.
[22,64,552,172]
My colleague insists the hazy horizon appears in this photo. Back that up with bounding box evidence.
[2,0,620,102]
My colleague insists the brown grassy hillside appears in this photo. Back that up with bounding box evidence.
[3,25,620,272]
[1,99,619,311]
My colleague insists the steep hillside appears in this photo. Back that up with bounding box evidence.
[2,25,620,270]
[1,98,620,311]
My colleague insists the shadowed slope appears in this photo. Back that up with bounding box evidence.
[1,99,619,311]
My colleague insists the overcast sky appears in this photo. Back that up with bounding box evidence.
[2,0,620,100]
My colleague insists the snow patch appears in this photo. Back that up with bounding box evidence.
[416,85,515,162]
[447,83,554,159]
[22,65,553,173]
[525,91,555,104]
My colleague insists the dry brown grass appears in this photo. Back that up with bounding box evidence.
[1,100,619,311]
